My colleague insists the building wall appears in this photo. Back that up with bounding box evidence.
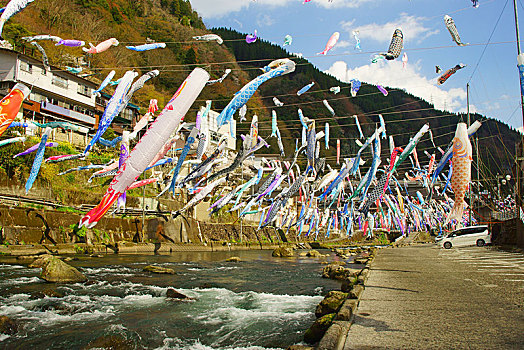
[15,57,96,108]
[0,52,16,81]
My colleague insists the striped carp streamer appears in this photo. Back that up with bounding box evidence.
[378,114,386,139]
[330,86,341,94]
[273,97,284,106]
[350,79,361,97]
[318,32,339,55]
[377,85,388,96]
[30,42,50,72]
[93,71,116,96]
[444,15,468,46]
[438,63,466,85]
[283,35,292,46]
[83,38,119,54]
[383,28,403,60]
[126,43,166,51]
[323,100,335,116]
[0,83,30,137]
[25,127,52,194]
[353,115,364,139]
[193,34,223,44]
[217,59,295,128]
[445,123,472,225]
[353,30,361,51]
[297,82,315,96]
[271,110,278,137]
[325,123,330,149]
[246,30,257,43]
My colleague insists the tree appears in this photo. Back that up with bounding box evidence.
[183,47,197,65]
[171,0,181,18]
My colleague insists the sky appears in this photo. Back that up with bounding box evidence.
[191,0,524,133]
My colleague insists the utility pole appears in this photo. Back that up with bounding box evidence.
[513,0,524,241]
[467,83,472,226]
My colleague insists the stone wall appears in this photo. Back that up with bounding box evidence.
[0,205,297,246]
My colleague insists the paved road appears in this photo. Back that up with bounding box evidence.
[344,244,524,350]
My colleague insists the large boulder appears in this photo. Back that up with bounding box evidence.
[0,316,18,335]
[304,313,335,344]
[315,291,348,318]
[29,254,54,268]
[321,263,358,281]
[272,247,294,257]
[143,265,175,274]
[41,256,87,283]
[84,335,134,350]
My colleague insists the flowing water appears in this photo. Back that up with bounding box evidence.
[0,249,349,349]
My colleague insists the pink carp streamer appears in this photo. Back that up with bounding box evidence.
[79,68,209,228]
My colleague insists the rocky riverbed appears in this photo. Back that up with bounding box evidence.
[0,247,372,349]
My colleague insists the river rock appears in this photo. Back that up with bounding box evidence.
[30,288,64,299]
[304,313,335,344]
[166,288,192,300]
[321,263,357,280]
[306,250,323,258]
[287,346,314,350]
[348,284,365,299]
[315,291,348,318]
[143,265,175,274]
[84,335,134,350]
[0,316,18,335]
[225,257,241,262]
[299,252,308,257]
[333,249,345,256]
[29,254,54,268]
[41,256,87,283]
[341,277,358,293]
[353,257,369,265]
[272,247,294,257]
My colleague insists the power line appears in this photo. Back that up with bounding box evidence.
[467,0,510,83]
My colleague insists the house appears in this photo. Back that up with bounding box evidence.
[0,48,139,146]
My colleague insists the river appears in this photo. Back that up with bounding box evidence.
[0,249,348,349]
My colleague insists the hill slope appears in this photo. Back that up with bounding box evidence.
[212,27,521,183]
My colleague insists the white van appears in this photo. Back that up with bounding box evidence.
[440,225,491,249]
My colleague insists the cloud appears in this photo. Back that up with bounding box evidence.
[332,40,351,50]
[312,0,375,9]
[341,13,439,44]
[325,60,467,113]
[257,14,275,27]
[191,0,374,18]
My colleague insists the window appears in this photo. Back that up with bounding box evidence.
[122,108,134,121]
[20,61,32,73]
[52,75,68,89]
[77,83,91,97]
